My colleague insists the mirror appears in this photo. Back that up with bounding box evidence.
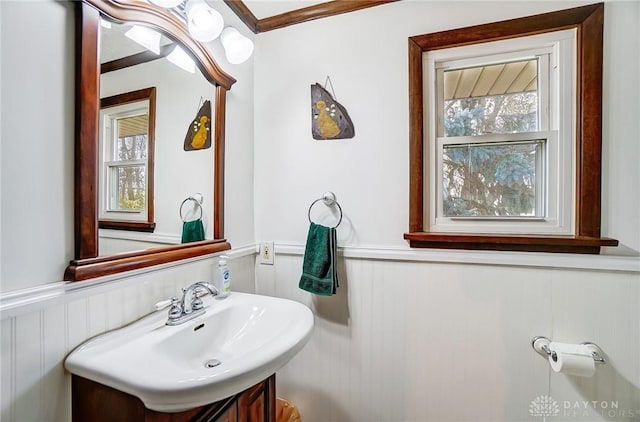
[98,20,216,255]
[65,0,236,281]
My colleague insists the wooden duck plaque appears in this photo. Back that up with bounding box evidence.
[183,100,211,151]
[311,83,355,140]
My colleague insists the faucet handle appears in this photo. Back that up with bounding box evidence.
[156,297,182,319]
[190,285,208,310]
[190,283,219,311]
[155,296,179,311]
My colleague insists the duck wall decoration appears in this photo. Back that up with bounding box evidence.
[183,99,212,151]
[311,80,355,140]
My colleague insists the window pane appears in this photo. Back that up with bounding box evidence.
[443,59,538,137]
[109,165,146,211]
[442,141,543,217]
[116,135,147,161]
[115,114,148,161]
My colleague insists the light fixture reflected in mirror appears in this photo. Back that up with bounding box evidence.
[220,27,254,64]
[167,45,196,73]
[186,0,224,42]
[125,25,161,54]
[148,0,254,64]
[148,0,184,7]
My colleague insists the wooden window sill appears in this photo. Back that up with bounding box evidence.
[99,220,156,233]
[404,232,618,254]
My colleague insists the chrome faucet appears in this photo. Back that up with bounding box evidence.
[161,281,219,326]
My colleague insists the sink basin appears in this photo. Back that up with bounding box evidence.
[64,292,314,412]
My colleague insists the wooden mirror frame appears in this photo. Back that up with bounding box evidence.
[65,0,236,281]
[405,3,618,254]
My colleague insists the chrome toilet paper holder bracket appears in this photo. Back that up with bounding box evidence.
[532,336,606,364]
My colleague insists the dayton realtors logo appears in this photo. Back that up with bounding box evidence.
[530,395,560,421]
[530,395,638,419]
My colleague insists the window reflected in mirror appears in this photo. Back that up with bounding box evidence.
[99,88,156,233]
[110,115,148,211]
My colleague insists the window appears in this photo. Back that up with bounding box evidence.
[405,3,618,253]
[99,87,156,232]
[426,32,574,235]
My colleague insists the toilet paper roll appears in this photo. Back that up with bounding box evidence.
[548,342,596,377]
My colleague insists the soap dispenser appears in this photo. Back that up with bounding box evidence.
[215,255,230,298]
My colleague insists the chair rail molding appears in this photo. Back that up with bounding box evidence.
[0,245,258,319]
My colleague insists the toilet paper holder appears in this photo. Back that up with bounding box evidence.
[532,336,606,364]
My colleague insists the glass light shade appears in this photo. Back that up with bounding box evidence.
[167,45,196,73]
[220,27,254,64]
[186,0,224,42]
[148,0,183,7]
[124,25,161,55]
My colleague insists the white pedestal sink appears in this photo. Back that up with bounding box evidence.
[65,292,314,412]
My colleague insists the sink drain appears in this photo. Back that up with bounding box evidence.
[204,359,222,368]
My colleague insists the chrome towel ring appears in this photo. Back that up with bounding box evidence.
[308,191,342,228]
[179,193,203,222]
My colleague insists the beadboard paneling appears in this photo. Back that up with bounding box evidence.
[257,253,640,422]
[2,250,637,422]
[0,253,256,422]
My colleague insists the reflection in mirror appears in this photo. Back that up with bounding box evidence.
[98,19,215,256]
[99,87,156,236]
[65,1,235,282]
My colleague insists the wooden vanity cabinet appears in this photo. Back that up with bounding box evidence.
[71,374,276,422]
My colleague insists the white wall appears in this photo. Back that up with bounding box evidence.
[1,0,75,291]
[253,1,640,421]
[253,1,640,253]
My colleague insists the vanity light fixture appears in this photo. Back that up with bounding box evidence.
[220,27,254,64]
[125,25,162,55]
[100,18,112,29]
[167,45,196,73]
[148,0,254,64]
[148,0,184,7]
[186,0,224,42]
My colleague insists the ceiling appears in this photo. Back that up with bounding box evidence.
[222,0,399,33]
[100,20,173,63]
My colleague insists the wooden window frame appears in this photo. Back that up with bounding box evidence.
[98,87,156,233]
[405,3,618,254]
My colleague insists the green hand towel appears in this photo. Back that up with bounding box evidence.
[299,222,339,296]
[181,219,205,243]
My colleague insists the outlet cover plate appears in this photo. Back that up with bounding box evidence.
[259,242,275,265]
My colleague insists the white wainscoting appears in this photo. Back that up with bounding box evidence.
[256,248,640,422]
[2,245,638,422]
[0,250,256,422]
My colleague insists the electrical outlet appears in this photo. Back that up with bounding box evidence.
[259,242,275,265]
